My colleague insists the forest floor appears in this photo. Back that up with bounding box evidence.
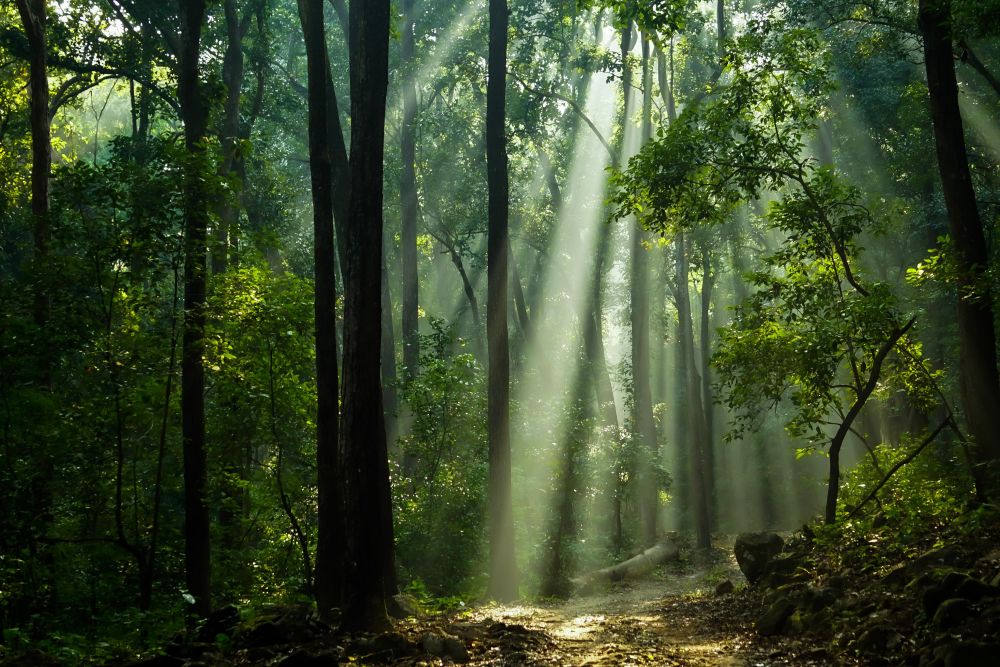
[384,541,833,666]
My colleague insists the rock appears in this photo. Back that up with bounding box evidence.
[278,648,342,666]
[442,636,470,663]
[244,621,284,647]
[389,593,420,618]
[955,576,998,601]
[734,532,785,584]
[940,642,1000,667]
[197,604,241,642]
[125,658,184,667]
[421,632,469,663]
[991,571,1000,588]
[855,625,902,653]
[911,545,962,573]
[3,650,62,667]
[370,632,414,658]
[932,598,974,628]
[756,597,796,636]
[802,585,839,612]
[714,580,735,596]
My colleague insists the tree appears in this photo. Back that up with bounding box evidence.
[486,0,518,602]
[177,0,212,619]
[340,0,396,630]
[400,0,420,377]
[14,0,49,339]
[919,0,1000,494]
[297,0,343,617]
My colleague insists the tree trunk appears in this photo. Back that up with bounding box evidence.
[400,0,420,378]
[177,0,212,619]
[382,247,399,448]
[14,0,50,339]
[570,539,679,594]
[298,0,344,616]
[486,0,518,602]
[632,34,658,546]
[920,0,1000,494]
[699,251,716,521]
[676,235,711,549]
[213,0,248,275]
[340,0,396,630]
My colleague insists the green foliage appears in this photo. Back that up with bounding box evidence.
[393,320,488,594]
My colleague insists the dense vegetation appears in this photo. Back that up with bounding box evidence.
[1,0,999,663]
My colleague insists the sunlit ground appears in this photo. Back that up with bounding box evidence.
[467,541,758,666]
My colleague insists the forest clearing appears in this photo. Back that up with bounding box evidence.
[3,0,1000,664]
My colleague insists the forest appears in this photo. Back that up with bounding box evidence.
[2,0,1000,664]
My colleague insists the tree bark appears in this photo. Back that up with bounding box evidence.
[676,235,711,549]
[298,0,344,616]
[177,0,212,619]
[400,0,420,378]
[632,35,658,545]
[486,0,518,602]
[14,0,50,338]
[920,0,1000,494]
[699,251,716,521]
[340,0,396,630]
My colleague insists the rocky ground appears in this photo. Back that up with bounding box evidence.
[7,522,999,667]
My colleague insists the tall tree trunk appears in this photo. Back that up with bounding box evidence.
[676,235,711,549]
[341,0,395,630]
[920,0,1000,494]
[15,0,50,339]
[213,0,248,275]
[400,0,420,378]
[382,248,399,448]
[632,35,658,545]
[699,251,716,521]
[487,0,517,602]
[177,0,212,619]
[298,0,344,616]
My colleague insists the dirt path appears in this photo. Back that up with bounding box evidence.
[464,576,756,666]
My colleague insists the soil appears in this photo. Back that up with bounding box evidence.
[386,544,833,666]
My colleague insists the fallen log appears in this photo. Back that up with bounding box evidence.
[570,539,680,595]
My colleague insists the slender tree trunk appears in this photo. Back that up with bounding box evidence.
[400,0,420,378]
[177,0,212,619]
[920,0,1000,494]
[632,35,658,546]
[341,0,396,630]
[382,248,399,448]
[298,0,344,616]
[699,252,716,521]
[213,0,248,275]
[15,0,50,338]
[676,235,711,549]
[487,0,517,602]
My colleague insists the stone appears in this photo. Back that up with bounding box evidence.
[802,585,839,612]
[911,545,962,573]
[421,632,469,664]
[932,598,973,628]
[278,648,341,666]
[855,626,902,653]
[756,597,796,636]
[955,577,998,601]
[734,532,785,585]
[197,604,241,643]
[389,593,420,618]
[125,658,184,667]
[4,650,66,667]
[941,642,1000,667]
[714,580,735,596]
[370,632,414,658]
